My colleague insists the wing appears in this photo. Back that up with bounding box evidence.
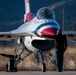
[0,32,12,40]
[63,31,76,39]
[0,30,35,41]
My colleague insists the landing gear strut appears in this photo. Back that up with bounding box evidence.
[41,52,46,72]
[35,51,46,72]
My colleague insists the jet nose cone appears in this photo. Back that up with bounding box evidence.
[41,28,58,36]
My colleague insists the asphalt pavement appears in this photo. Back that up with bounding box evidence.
[0,71,76,75]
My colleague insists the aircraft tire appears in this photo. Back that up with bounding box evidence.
[6,63,18,72]
[41,63,46,72]
[14,67,18,72]
[6,64,9,72]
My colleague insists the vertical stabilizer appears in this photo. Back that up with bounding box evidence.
[24,0,34,23]
[25,0,31,14]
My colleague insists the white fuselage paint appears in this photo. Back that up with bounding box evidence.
[10,17,60,52]
[24,36,45,52]
[11,17,60,35]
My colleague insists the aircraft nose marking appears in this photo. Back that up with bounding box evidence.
[41,28,58,35]
[34,22,60,36]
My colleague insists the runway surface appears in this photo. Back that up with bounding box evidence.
[0,71,76,75]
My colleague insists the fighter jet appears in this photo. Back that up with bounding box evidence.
[0,0,76,72]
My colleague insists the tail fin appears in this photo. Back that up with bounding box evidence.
[24,0,30,14]
[24,0,34,23]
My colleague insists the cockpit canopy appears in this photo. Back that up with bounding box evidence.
[37,7,55,20]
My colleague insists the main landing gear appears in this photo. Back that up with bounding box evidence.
[6,58,18,72]
[34,51,56,72]
[0,54,18,72]
[6,64,17,72]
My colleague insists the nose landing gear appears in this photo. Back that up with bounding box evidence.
[35,51,46,72]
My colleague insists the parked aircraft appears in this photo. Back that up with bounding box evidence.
[0,0,76,72]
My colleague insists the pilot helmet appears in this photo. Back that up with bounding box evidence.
[37,7,55,20]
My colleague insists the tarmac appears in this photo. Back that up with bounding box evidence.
[0,71,76,75]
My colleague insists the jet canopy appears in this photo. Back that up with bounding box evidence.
[37,7,55,20]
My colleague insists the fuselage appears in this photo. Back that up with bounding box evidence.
[11,17,60,52]
[11,17,60,35]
